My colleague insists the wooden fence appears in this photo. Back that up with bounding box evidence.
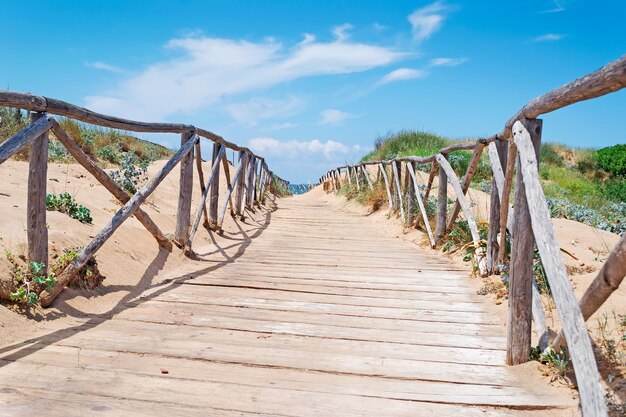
[0,91,287,307]
[320,54,626,417]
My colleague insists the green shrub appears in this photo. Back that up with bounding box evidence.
[97,145,118,163]
[362,130,450,162]
[46,192,93,223]
[602,178,626,202]
[595,144,626,176]
[48,140,69,162]
[540,143,565,167]
[110,151,149,194]
[9,261,56,305]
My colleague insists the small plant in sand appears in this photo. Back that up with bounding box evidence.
[46,192,93,224]
[9,262,56,305]
[110,150,149,195]
[533,346,573,384]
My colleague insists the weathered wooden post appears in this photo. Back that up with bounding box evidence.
[434,158,447,243]
[27,112,49,273]
[175,131,195,248]
[406,163,414,225]
[391,160,405,219]
[235,151,247,216]
[208,143,221,227]
[507,118,542,365]
[246,156,257,208]
[487,140,508,273]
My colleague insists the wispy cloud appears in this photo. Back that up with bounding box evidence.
[319,109,357,125]
[540,0,566,13]
[84,29,407,120]
[249,137,363,161]
[429,57,468,67]
[379,68,428,85]
[332,23,353,42]
[263,122,300,131]
[533,33,565,42]
[408,1,451,42]
[85,61,127,74]
[225,96,303,126]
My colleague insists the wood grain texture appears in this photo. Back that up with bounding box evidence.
[174,132,195,249]
[52,122,171,250]
[434,159,447,243]
[218,153,246,228]
[446,143,485,229]
[378,163,393,208]
[2,196,576,416]
[234,152,247,216]
[0,115,53,164]
[406,163,436,248]
[39,134,197,307]
[507,119,541,366]
[435,154,487,276]
[512,120,607,417]
[554,232,626,349]
[194,141,210,227]
[391,160,405,219]
[208,143,221,225]
[189,145,226,246]
[27,113,49,274]
[499,142,517,264]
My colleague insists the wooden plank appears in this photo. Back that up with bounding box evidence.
[27,113,49,274]
[189,145,226,245]
[406,163,436,248]
[435,154,487,276]
[208,143,221,225]
[0,114,53,164]
[423,162,437,202]
[51,122,171,249]
[512,120,607,417]
[354,166,361,191]
[221,151,235,211]
[174,131,195,249]
[446,143,485,229]
[39,134,197,307]
[507,119,541,365]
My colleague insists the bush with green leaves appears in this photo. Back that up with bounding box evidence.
[10,262,56,305]
[97,145,119,163]
[48,139,69,162]
[46,192,93,224]
[595,144,626,176]
[110,151,149,195]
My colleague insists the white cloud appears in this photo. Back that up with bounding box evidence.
[533,33,565,42]
[372,23,386,32]
[85,61,126,74]
[300,33,316,45]
[332,23,353,42]
[84,30,406,120]
[225,96,303,125]
[408,1,450,42]
[264,122,300,131]
[379,68,428,85]
[319,109,356,125]
[540,0,566,13]
[429,57,468,67]
[249,137,360,161]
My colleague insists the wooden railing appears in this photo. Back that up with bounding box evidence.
[0,91,288,307]
[320,54,626,417]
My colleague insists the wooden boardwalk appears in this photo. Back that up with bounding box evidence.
[0,197,574,416]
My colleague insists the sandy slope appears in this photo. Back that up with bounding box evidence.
[0,159,275,345]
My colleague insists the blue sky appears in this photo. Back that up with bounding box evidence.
[1,0,624,183]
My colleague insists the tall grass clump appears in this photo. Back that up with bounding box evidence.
[361,130,450,162]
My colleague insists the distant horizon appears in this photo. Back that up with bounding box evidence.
[1,0,624,183]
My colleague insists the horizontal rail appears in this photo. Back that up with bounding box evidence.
[0,90,279,169]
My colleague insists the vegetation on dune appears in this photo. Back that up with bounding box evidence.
[361,130,625,236]
[0,107,174,166]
